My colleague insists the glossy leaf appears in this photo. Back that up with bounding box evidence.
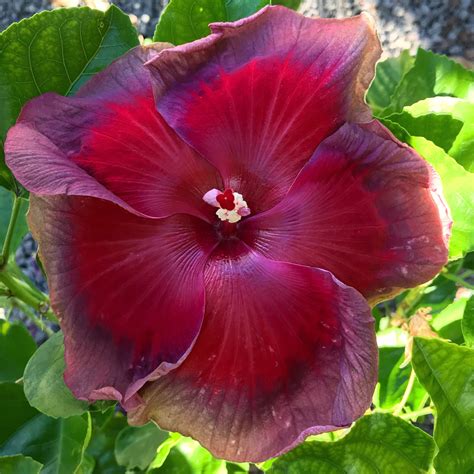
[0,382,38,445]
[414,273,457,315]
[431,297,468,343]
[409,136,474,259]
[268,413,435,473]
[156,436,227,473]
[159,449,194,474]
[405,97,474,171]
[114,423,168,470]
[0,320,36,382]
[412,337,474,473]
[366,50,414,113]
[0,455,42,474]
[376,348,426,410]
[148,432,182,470]
[384,111,462,153]
[86,410,127,474]
[0,413,92,474]
[23,331,89,418]
[0,5,139,192]
[76,453,95,474]
[0,190,28,256]
[273,0,302,9]
[154,0,284,44]
[383,48,474,116]
[462,296,474,348]
[174,438,227,474]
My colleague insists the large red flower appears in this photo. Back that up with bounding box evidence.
[5,6,450,462]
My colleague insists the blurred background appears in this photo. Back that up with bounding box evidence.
[1,0,473,62]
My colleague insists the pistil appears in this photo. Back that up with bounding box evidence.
[203,188,251,223]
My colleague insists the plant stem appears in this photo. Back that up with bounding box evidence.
[393,369,416,416]
[441,272,474,290]
[399,407,433,420]
[0,264,57,323]
[12,298,54,336]
[0,194,21,266]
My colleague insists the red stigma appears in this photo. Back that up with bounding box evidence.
[216,189,236,211]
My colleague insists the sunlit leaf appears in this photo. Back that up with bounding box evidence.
[383,111,462,153]
[462,296,474,348]
[405,97,474,172]
[0,455,42,474]
[412,337,474,473]
[409,136,474,259]
[269,413,435,473]
[366,50,414,114]
[376,348,426,410]
[382,49,474,116]
[431,297,468,343]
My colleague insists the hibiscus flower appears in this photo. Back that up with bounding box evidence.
[5,6,450,462]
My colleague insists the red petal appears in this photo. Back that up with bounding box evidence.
[28,195,217,405]
[128,242,377,462]
[5,46,221,221]
[147,6,381,213]
[242,121,451,302]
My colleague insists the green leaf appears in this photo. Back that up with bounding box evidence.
[462,296,474,348]
[154,0,272,45]
[431,297,468,343]
[383,48,474,116]
[0,190,28,255]
[0,5,139,192]
[67,6,140,95]
[414,272,457,314]
[114,423,168,470]
[0,455,42,474]
[148,432,182,470]
[0,382,38,445]
[174,437,227,474]
[384,111,463,153]
[86,410,127,474]
[158,449,193,474]
[268,413,435,473]
[408,136,474,259]
[404,97,474,171]
[366,50,414,114]
[154,0,226,44]
[412,337,474,474]
[23,331,89,418]
[0,320,36,382]
[376,348,426,410]
[0,413,92,474]
[226,461,250,473]
[272,0,302,9]
[76,453,95,474]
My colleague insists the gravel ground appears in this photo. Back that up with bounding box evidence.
[0,0,472,59]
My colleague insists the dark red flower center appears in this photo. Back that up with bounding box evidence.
[216,189,236,210]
